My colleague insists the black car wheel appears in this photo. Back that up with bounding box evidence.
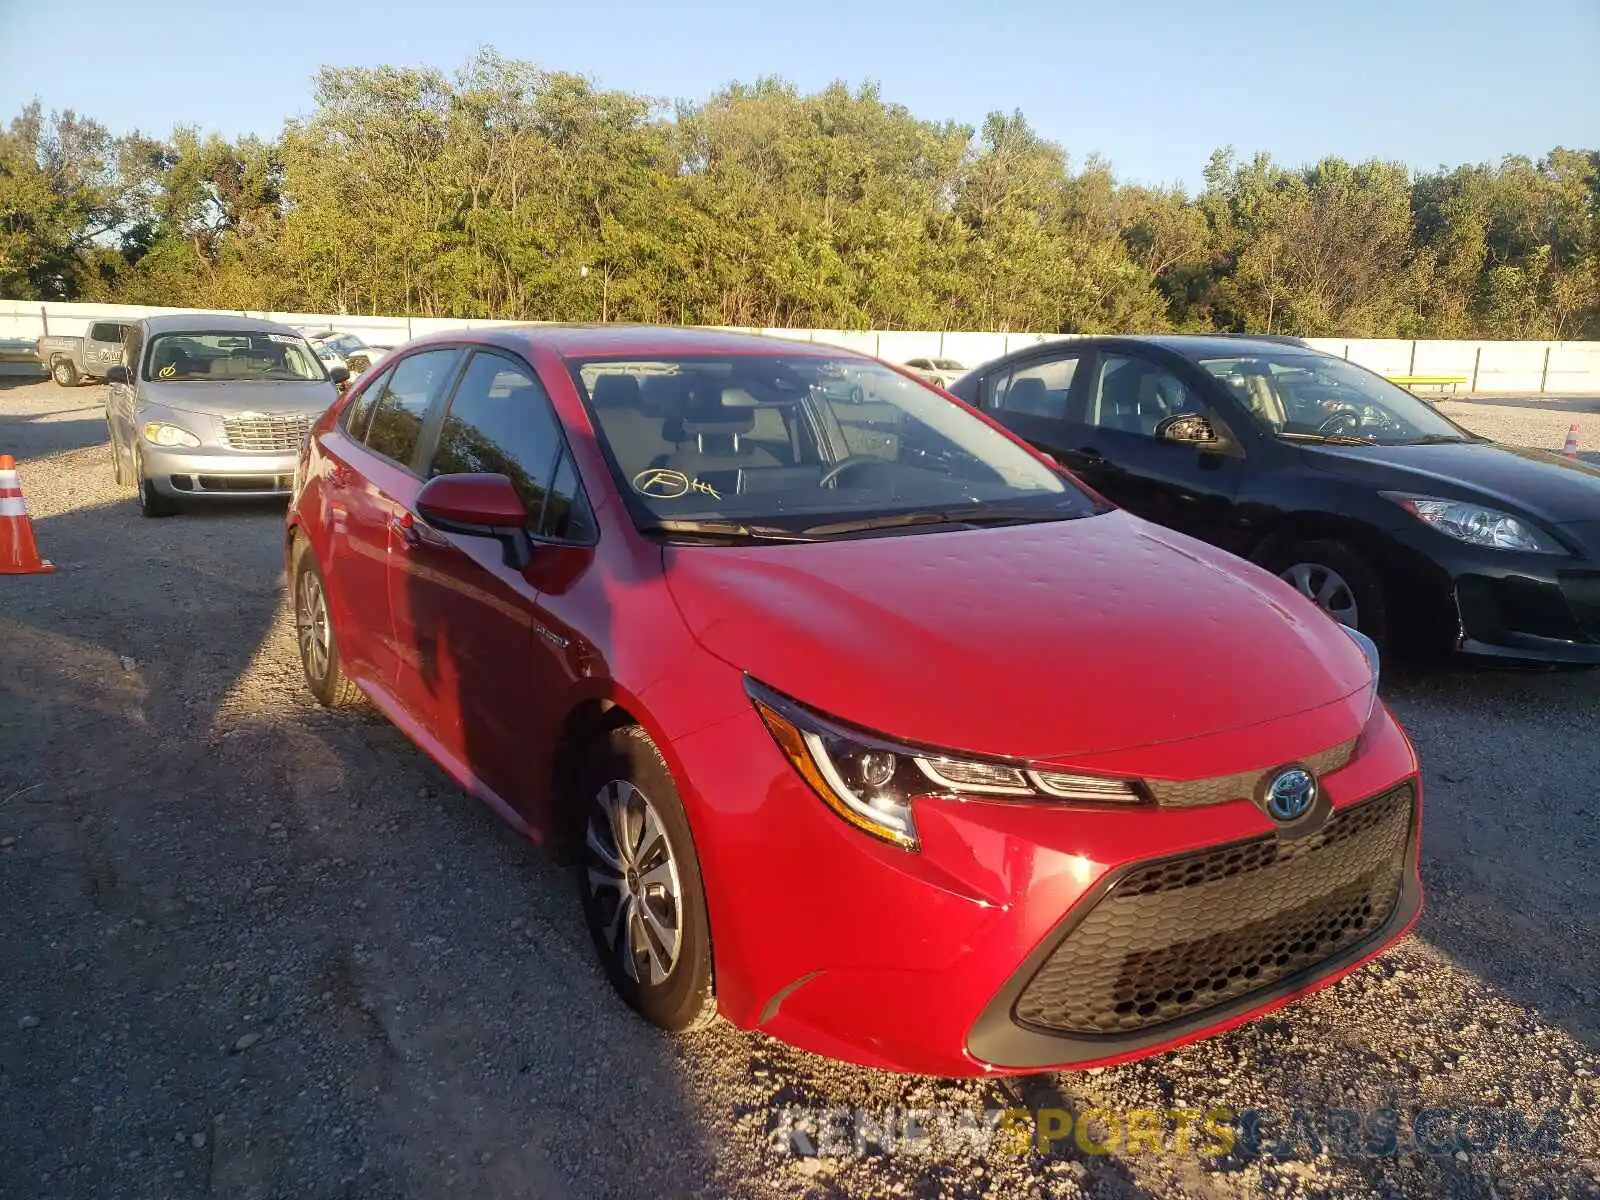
[52,359,79,387]
[1261,539,1389,651]
[108,422,128,485]
[577,725,716,1033]
[134,449,179,518]
[291,543,365,708]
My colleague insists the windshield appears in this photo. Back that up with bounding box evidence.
[1198,353,1476,444]
[571,354,1095,538]
[146,332,327,383]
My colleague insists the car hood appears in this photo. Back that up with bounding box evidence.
[141,380,338,416]
[1305,440,1600,527]
[663,510,1372,760]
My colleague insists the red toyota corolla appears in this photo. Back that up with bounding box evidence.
[286,325,1423,1076]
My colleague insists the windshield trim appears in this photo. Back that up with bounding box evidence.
[565,351,1095,541]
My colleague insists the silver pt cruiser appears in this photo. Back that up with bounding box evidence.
[105,314,349,517]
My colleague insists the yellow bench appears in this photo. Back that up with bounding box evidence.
[1386,374,1468,395]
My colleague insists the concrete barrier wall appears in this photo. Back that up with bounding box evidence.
[4,300,1597,393]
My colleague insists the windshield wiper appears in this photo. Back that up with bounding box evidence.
[637,518,816,544]
[1277,431,1378,446]
[801,503,1083,538]
[1395,433,1480,445]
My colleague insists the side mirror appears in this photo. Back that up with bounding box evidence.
[328,365,351,385]
[105,365,130,385]
[415,473,533,569]
[1156,412,1220,447]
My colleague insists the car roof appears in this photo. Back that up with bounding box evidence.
[141,313,307,337]
[1112,334,1320,358]
[409,323,861,360]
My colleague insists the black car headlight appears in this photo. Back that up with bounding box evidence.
[1382,492,1565,554]
[746,678,1142,851]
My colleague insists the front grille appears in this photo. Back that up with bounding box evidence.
[1013,783,1413,1036]
[221,414,311,452]
[1145,739,1356,808]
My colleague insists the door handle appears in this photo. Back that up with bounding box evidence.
[390,512,422,546]
[1074,447,1107,464]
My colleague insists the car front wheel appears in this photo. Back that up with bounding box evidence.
[578,725,716,1032]
[1262,538,1389,652]
[134,449,179,518]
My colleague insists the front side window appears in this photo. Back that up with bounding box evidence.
[144,331,327,383]
[571,353,1094,538]
[1198,353,1477,445]
[992,355,1081,419]
[428,352,564,526]
[342,363,392,441]
[1086,356,1204,438]
[363,349,461,467]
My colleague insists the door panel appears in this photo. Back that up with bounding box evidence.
[322,348,464,685]
[389,350,578,827]
[1060,353,1246,548]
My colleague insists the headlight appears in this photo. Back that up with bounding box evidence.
[142,422,200,448]
[746,679,1142,851]
[1382,492,1563,553]
[1338,624,1381,724]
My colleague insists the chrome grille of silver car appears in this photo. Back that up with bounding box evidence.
[221,414,312,452]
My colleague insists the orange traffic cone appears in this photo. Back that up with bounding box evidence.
[0,454,54,575]
[1561,424,1580,458]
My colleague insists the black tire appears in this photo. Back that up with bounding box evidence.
[576,725,716,1033]
[108,422,128,485]
[134,448,179,518]
[291,542,365,709]
[51,358,79,388]
[1258,538,1389,652]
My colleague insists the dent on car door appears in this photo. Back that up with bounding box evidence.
[1066,353,1246,544]
[389,349,590,828]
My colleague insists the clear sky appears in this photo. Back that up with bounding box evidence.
[1,0,1595,190]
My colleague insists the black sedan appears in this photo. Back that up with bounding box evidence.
[948,335,1600,665]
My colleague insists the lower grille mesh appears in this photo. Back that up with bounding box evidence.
[1014,784,1413,1036]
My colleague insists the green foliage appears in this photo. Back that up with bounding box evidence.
[2,51,1596,338]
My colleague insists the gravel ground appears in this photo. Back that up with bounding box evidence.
[1,378,1596,1200]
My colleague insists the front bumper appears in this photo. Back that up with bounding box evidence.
[674,696,1422,1077]
[1387,522,1600,664]
[141,446,298,499]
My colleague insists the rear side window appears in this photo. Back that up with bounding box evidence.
[990,355,1081,419]
[428,352,564,526]
[363,350,462,468]
[88,322,121,343]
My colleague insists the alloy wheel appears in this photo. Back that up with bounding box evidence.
[1280,562,1360,627]
[296,568,332,682]
[584,780,684,985]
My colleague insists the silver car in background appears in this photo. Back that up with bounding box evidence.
[105,314,348,517]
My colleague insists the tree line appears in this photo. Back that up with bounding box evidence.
[3,49,1596,339]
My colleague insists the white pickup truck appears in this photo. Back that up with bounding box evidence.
[36,320,136,386]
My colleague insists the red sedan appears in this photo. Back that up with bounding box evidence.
[286,325,1423,1076]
